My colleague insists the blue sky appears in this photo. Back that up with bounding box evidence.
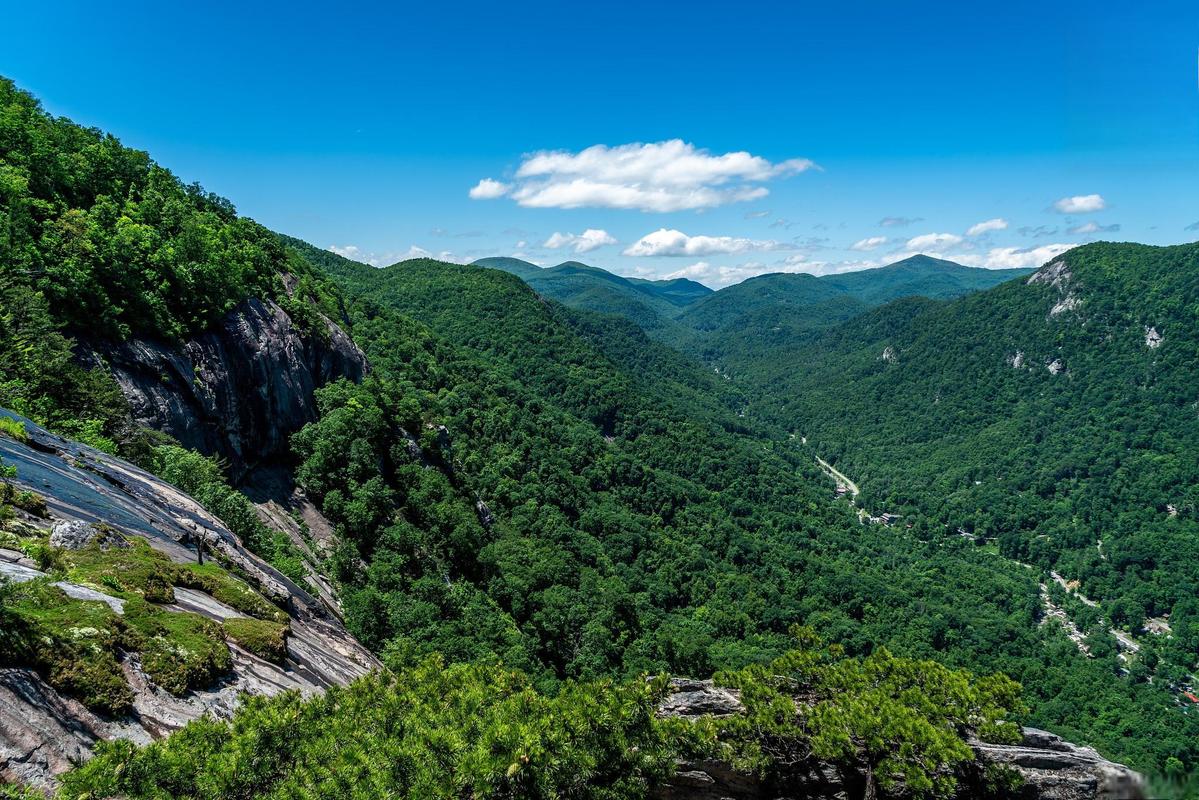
[5,0,1198,286]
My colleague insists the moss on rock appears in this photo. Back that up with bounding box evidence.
[222,616,290,664]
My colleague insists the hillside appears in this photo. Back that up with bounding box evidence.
[818,255,1032,306]
[745,241,1199,713]
[472,254,1029,361]
[293,245,1199,776]
[0,75,1189,797]
[473,256,708,338]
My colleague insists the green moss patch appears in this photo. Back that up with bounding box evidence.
[122,598,232,695]
[62,537,285,622]
[5,580,134,716]
[222,617,290,664]
[64,538,177,603]
[176,561,287,623]
[6,577,239,709]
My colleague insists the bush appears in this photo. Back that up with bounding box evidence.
[60,657,684,800]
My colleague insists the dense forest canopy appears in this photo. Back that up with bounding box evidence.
[1,73,1198,797]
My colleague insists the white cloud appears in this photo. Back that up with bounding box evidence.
[542,228,618,254]
[329,244,366,261]
[623,228,791,257]
[879,216,922,227]
[1053,194,1106,214]
[469,178,511,199]
[663,252,849,287]
[397,245,471,264]
[906,232,963,250]
[1067,221,1120,235]
[329,244,469,267]
[850,236,887,251]
[475,140,817,212]
[966,218,1008,236]
[662,260,766,288]
[949,243,1079,269]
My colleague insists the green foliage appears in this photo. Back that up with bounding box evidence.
[62,536,283,622]
[122,598,232,696]
[0,416,27,442]
[3,545,251,707]
[60,657,683,800]
[148,444,308,586]
[0,480,48,517]
[294,244,1197,778]
[221,617,289,663]
[713,630,1024,799]
[3,580,135,715]
[0,77,280,340]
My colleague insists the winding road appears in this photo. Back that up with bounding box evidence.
[815,456,860,496]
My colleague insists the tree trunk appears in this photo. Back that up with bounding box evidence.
[863,762,878,800]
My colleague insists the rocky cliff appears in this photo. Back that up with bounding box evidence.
[653,679,1145,800]
[0,411,379,792]
[82,295,367,484]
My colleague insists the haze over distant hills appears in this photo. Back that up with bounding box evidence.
[475,254,1032,354]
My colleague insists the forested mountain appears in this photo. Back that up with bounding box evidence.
[285,244,1199,777]
[473,256,708,338]
[736,243,1199,686]
[818,255,1032,305]
[0,75,1193,798]
[474,254,1029,360]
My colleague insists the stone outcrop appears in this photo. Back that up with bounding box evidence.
[652,679,1145,800]
[0,411,380,791]
[82,296,367,484]
[1028,260,1082,319]
[48,520,128,551]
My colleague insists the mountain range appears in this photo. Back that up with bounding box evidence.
[1,75,1195,799]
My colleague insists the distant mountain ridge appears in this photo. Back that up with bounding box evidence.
[472,254,1032,356]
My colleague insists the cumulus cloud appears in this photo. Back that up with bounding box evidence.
[966,218,1008,236]
[542,228,618,254]
[851,236,887,251]
[474,140,817,212]
[906,232,964,250]
[879,216,922,227]
[661,259,800,288]
[329,244,368,261]
[1053,194,1106,214]
[623,228,792,257]
[328,244,468,267]
[951,243,1079,269]
[1068,221,1120,235]
[469,178,511,199]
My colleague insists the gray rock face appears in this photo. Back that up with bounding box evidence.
[0,410,380,790]
[83,297,367,483]
[658,678,742,718]
[49,519,128,550]
[652,679,1145,800]
[973,728,1146,800]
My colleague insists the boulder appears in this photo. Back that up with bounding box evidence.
[49,520,128,550]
